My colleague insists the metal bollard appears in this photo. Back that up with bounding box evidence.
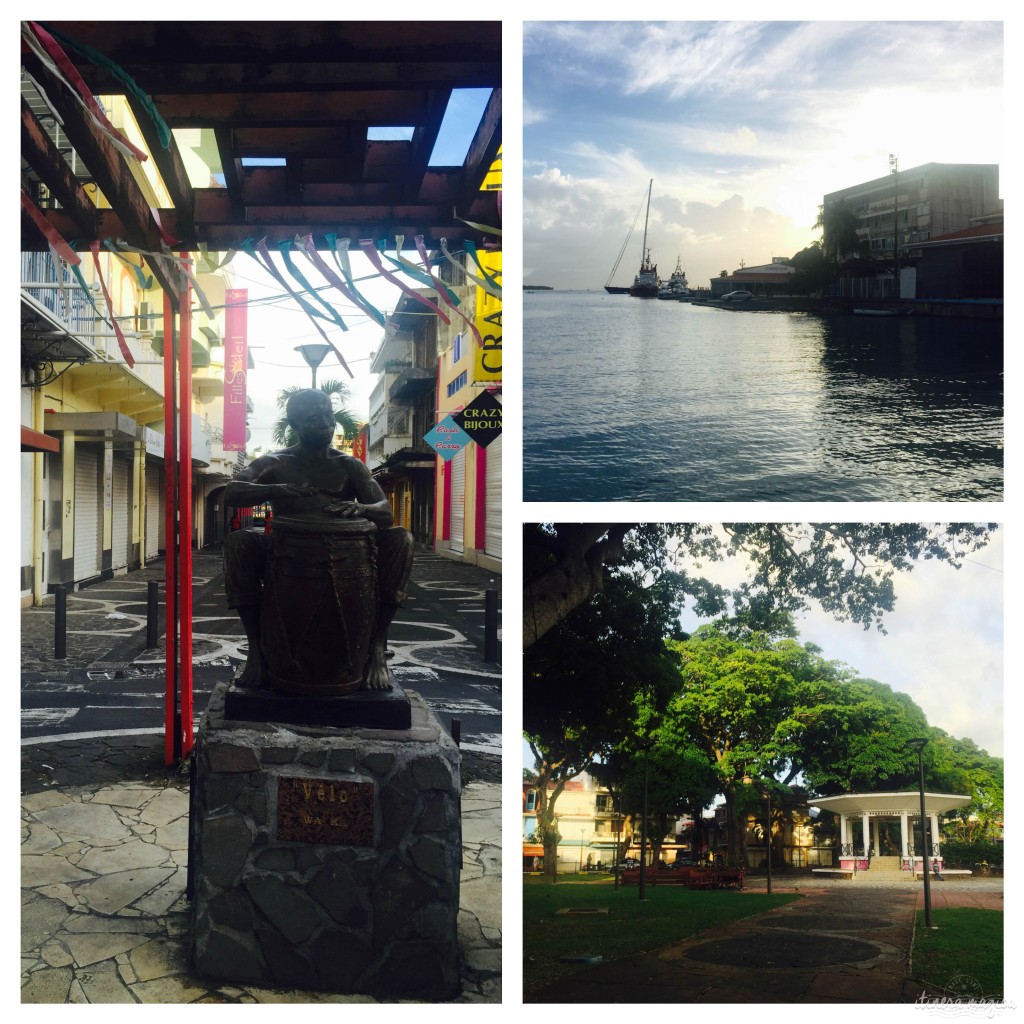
[484,588,498,662]
[146,580,160,649]
[54,585,67,660]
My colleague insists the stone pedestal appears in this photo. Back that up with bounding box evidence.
[189,682,462,1000]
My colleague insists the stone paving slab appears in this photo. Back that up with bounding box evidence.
[23,777,500,1003]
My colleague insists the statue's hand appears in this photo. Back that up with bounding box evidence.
[322,500,361,518]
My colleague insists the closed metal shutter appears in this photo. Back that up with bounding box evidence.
[73,446,101,579]
[449,447,465,553]
[145,467,161,560]
[112,454,131,570]
[484,435,501,560]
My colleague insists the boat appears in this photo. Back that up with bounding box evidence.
[628,180,659,298]
[604,190,647,294]
[658,257,690,299]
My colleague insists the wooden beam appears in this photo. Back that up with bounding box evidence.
[153,89,429,127]
[21,51,185,302]
[21,98,98,237]
[123,92,195,241]
[43,21,500,73]
[23,192,501,251]
[83,60,501,94]
[456,87,502,212]
[408,88,451,201]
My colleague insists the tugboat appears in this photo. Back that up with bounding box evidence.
[658,257,690,299]
[628,179,659,298]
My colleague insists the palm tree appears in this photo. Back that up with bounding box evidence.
[814,201,863,263]
[271,378,360,449]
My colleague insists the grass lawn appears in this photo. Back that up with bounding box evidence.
[523,873,801,998]
[911,908,1003,999]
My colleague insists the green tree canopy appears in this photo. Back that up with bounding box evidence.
[272,378,360,448]
[523,523,996,650]
[815,200,864,262]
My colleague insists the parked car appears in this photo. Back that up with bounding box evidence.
[721,289,753,301]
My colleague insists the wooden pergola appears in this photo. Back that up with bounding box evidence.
[20,20,501,763]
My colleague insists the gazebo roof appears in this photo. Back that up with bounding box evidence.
[810,792,971,816]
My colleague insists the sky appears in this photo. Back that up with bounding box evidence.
[525,524,1004,773]
[523,20,1004,291]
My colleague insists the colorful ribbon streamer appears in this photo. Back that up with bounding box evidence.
[88,241,135,367]
[24,22,149,164]
[325,235,387,327]
[278,238,347,332]
[359,239,451,325]
[243,238,351,378]
[413,235,483,347]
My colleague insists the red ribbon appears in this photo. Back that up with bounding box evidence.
[89,241,135,367]
[27,22,149,164]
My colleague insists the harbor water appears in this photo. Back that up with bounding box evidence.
[523,291,1003,502]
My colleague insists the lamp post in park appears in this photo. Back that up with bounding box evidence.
[907,737,934,929]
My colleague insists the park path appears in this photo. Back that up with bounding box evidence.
[527,877,1003,1003]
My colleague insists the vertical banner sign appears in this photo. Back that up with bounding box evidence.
[352,431,367,463]
[473,250,501,383]
[223,288,249,450]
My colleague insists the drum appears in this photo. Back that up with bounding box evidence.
[260,516,379,696]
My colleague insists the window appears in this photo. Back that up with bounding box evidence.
[525,790,537,811]
[447,370,468,397]
[453,332,464,363]
[596,794,612,812]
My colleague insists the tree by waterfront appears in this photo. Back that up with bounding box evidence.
[815,200,863,262]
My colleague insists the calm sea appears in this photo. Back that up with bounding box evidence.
[523,291,1003,502]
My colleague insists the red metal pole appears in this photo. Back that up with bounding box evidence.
[178,259,194,755]
[162,291,178,766]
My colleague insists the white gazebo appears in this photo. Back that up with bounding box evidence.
[810,792,970,874]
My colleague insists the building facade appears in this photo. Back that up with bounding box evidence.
[20,89,238,605]
[822,162,1000,260]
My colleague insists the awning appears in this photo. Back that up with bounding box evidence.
[21,426,60,453]
[522,845,544,857]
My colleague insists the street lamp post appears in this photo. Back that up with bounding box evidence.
[907,737,934,929]
[294,343,332,389]
[889,153,900,298]
[638,746,649,902]
[765,788,773,896]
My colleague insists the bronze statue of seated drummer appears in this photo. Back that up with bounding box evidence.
[222,389,413,695]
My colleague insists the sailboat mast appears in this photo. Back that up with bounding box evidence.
[640,178,652,266]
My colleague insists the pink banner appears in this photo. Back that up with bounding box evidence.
[223,288,248,451]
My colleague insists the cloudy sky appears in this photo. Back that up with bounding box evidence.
[523,20,1004,290]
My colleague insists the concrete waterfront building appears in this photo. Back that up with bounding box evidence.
[822,162,1000,260]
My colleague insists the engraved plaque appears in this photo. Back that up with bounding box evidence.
[277,776,374,846]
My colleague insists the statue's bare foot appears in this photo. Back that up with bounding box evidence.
[362,644,392,691]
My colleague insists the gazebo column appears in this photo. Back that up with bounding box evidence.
[861,813,869,859]
[840,814,848,849]
[930,814,940,859]
[873,818,881,857]
[900,812,909,858]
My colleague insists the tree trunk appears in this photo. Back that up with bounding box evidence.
[723,786,749,868]
[524,524,635,649]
